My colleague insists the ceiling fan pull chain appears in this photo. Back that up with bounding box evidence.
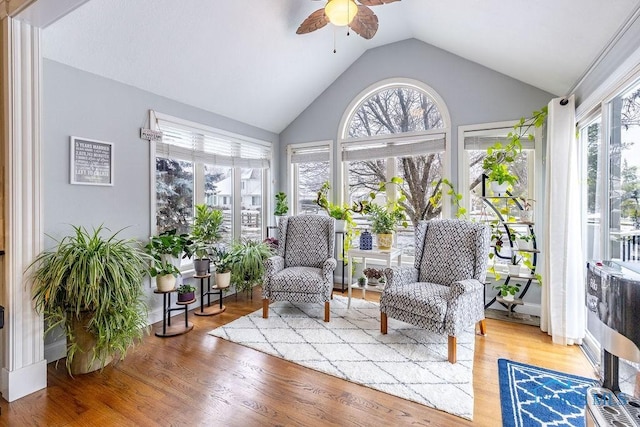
[333,26,337,53]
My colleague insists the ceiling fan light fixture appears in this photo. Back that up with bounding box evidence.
[325,0,358,27]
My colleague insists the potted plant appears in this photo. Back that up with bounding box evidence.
[274,191,289,217]
[494,282,520,302]
[211,247,233,289]
[364,203,408,250]
[357,276,368,287]
[145,232,185,291]
[148,260,181,292]
[28,225,150,375]
[177,284,196,302]
[487,163,517,196]
[314,181,366,255]
[508,253,521,276]
[363,267,384,285]
[362,177,408,250]
[186,204,225,275]
[518,197,535,223]
[229,239,274,295]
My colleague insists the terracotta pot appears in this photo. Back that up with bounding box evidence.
[156,274,176,292]
[215,271,231,289]
[376,233,393,250]
[69,312,113,375]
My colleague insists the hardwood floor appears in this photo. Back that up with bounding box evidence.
[0,288,596,426]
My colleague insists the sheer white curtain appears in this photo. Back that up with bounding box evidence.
[541,95,585,345]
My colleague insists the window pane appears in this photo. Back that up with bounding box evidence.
[395,154,443,256]
[583,119,602,260]
[347,87,444,138]
[240,168,262,241]
[155,157,193,235]
[204,164,233,245]
[609,82,640,261]
[295,161,329,214]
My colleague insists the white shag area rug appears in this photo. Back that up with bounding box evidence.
[208,295,475,420]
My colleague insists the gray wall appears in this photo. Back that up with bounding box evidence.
[43,59,279,355]
[280,38,555,189]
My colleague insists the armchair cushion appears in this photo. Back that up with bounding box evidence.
[418,220,488,286]
[269,266,328,295]
[381,282,449,323]
[284,215,334,268]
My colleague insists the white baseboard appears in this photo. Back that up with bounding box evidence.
[44,338,67,363]
[1,360,47,402]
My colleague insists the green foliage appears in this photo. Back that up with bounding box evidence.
[145,230,187,277]
[429,178,467,219]
[211,247,233,273]
[363,178,409,234]
[145,230,188,259]
[229,239,274,293]
[483,107,548,188]
[493,282,520,298]
[28,225,151,374]
[177,284,196,294]
[183,204,225,260]
[274,192,289,216]
[314,181,366,254]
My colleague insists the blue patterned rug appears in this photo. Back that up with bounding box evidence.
[498,359,598,426]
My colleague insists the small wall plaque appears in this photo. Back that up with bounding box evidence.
[70,136,114,186]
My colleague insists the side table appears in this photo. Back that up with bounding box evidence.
[347,247,403,308]
[193,273,227,316]
[154,288,195,337]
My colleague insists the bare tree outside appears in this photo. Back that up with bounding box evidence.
[297,161,330,213]
[346,86,446,227]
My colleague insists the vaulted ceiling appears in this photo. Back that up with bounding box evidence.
[40,0,640,133]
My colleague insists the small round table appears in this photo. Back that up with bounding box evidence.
[193,274,228,316]
[154,288,195,337]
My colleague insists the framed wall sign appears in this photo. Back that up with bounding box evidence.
[70,137,114,186]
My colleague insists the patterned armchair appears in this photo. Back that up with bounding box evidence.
[381,219,490,363]
[263,215,337,322]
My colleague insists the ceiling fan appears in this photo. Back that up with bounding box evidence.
[296,0,401,40]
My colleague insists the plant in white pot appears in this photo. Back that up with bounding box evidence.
[494,282,520,302]
[187,204,225,275]
[28,225,150,375]
[145,231,186,291]
[211,247,233,289]
[314,181,365,254]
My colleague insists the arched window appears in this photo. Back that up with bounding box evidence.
[339,79,451,255]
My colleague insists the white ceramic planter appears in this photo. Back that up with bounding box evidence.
[335,219,347,233]
[215,271,231,289]
[490,181,509,196]
[502,293,515,302]
[156,274,176,292]
[508,264,521,276]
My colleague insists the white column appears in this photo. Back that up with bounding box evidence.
[1,16,46,402]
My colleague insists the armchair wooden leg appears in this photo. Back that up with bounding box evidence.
[381,312,388,334]
[324,301,330,322]
[478,319,487,336]
[448,336,457,364]
[262,299,269,319]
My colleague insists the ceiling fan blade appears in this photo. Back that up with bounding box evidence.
[296,8,330,35]
[349,5,378,39]
[357,0,401,6]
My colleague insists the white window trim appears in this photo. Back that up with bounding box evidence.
[148,110,272,241]
[286,140,334,214]
[336,78,452,217]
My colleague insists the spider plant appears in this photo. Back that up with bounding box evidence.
[28,225,151,375]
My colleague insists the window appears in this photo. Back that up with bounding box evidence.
[607,81,640,261]
[580,117,602,261]
[155,158,193,234]
[461,124,537,222]
[288,142,332,215]
[151,112,271,253]
[340,80,450,256]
